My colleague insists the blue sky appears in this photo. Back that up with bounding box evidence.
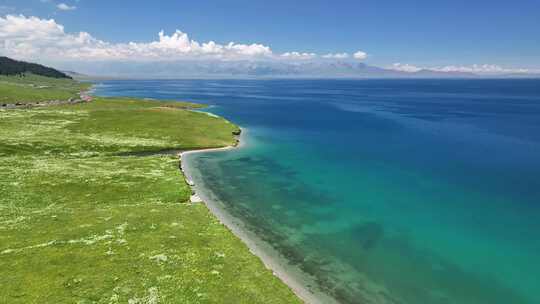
[1,0,539,72]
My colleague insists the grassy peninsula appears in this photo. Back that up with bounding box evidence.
[0,75,300,303]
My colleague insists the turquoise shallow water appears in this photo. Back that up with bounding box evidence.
[96,79,540,304]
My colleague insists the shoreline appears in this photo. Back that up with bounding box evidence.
[1,92,304,302]
[180,128,339,304]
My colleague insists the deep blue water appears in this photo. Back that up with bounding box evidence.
[95,79,540,304]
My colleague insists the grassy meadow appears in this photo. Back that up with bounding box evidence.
[0,73,90,104]
[0,92,301,303]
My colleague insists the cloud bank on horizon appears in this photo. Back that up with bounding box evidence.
[390,63,531,75]
[0,14,365,63]
[0,14,536,76]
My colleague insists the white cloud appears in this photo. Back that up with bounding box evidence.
[391,63,423,72]
[2,15,373,64]
[281,51,317,60]
[0,15,376,65]
[57,3,76,11]
[322,53,349,59]
[0,15,277,61]
[353,50,367,60]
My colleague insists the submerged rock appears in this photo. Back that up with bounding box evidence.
[353,222,384,251]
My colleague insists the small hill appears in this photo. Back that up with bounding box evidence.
[0,56,71,79]
[0,57,83,104]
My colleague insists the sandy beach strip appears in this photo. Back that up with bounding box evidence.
[179,128,339,304]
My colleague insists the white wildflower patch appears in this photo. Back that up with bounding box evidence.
[68,232,113,245]
[127,287,160,304]
[116,222,128,235]
[2,129,44,142]
[33,109,89,117]
[0,110,33,118]
[3,222,141,255]
[69,151,100,158]
[85,134,170,148]
[30,158,76,174]
[1,216,27,227]
[34,119,77,128]
[146,170,164,177]
[148,199,164,205]
[1,240,57,255]
[149,254,168,264]
[215,252,226,258]
[109,293,120,304]
[158,275,173,281]
[147,287,159,304]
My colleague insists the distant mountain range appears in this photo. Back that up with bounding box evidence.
[28,58,540,79]
[3,56,537,80]
[62,60,484,79]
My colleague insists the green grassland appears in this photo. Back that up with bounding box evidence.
[0,96,301,303]
[0,73,90,104]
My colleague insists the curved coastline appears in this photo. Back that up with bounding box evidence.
[180,128,339,304]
